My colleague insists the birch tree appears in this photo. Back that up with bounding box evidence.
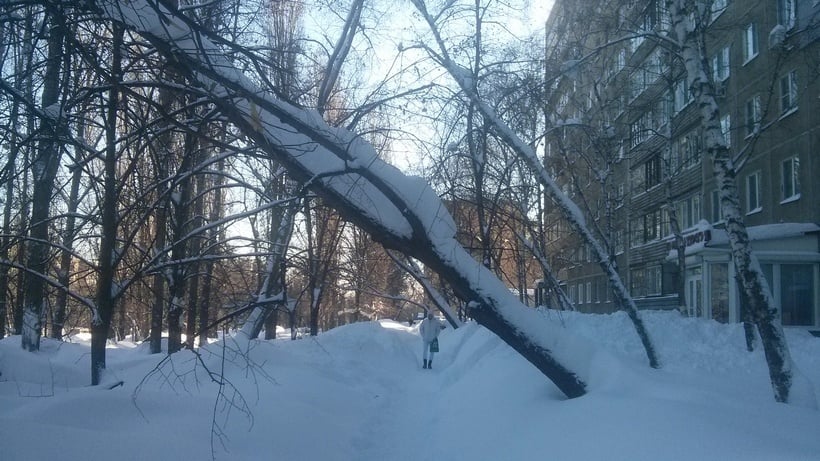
[665,0,805,404]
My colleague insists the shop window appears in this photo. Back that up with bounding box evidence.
[780,264,814,326]
[758,264,816,327]
[710,263,730,323]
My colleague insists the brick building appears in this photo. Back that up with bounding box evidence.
[542,0,819,330]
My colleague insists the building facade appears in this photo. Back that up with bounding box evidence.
[542,0,819,330]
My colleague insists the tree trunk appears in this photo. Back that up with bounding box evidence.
[91,25,122,385]
[667,0,798,403]
[411,1,659,369]
[92,0,589,399]
[0,97,20,339]
[149,195,168,353]
[242,202,296,340]
[198,151,226,343]
[185,157,206,349]
[52,116,85,340]
[22,7,66,351]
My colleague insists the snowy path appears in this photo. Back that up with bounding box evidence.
[2,314,820,461]
[320,322,450,461]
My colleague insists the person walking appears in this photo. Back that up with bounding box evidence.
[419,311,442,369]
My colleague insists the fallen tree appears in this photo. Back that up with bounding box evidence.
[84,0,590,398]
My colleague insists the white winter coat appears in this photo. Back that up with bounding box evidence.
[419,317,441,343]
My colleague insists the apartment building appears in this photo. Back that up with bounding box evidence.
[542,0,819,330]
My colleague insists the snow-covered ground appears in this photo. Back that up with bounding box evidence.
[1,310,819,460]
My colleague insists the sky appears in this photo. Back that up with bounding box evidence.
[2,310,819,460]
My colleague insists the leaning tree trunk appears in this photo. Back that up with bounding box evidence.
[411,0,659,369]
[667,0,798,403]
[91,0,589,399]
[241,201,296,340]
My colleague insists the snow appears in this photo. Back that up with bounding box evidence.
[2,311,819,460]
[709,223,820,245]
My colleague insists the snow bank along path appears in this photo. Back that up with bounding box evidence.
[1,312,820,460]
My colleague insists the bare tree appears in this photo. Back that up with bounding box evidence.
[410,0,660,369]
[86,0,593,398]
[21,4,68,351]
[666,0,801,404]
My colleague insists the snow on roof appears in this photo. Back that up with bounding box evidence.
[708,223,820,246]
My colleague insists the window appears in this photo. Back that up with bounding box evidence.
[745,95,761,137]
[761,263,817,326]
[644,209,662,241]
[630,269,645,297]
[673,78,692,112]
[645,49,663,82]
[647,266,662,296]
[628,210,664,247]
[743,23,758,63]
[614,229,624,254]
[710,263,730,322]
[781,156,800,201]
[711,0,728,21]
[645,155,662,189]
[777,0,796,30]
[720,114,731,147]
[691,195,701,227]
[780,70,798,115]
[630,164,645,195]
[779,264,815,326]
[746,171,761,213]
[673,131,701,170]
[711,190,722,223]
[630,217,643,247]
[676,194,702,230]
[711,46,730,81]
[586,282,592,305]
[630,116,647,148]
[616,48,626,73]
[630,266,663,298]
